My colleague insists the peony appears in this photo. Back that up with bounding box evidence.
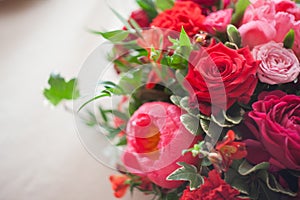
[150,1,206,36]
[122,102,201,189]
[293,21,300,59]
[185,43,259,116]
[204,9,233,34]
[252,41,300,84]
[180,170,246,200]
[243,91,300,171]
[274,0,300,21]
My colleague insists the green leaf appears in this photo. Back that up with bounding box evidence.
[179,27,192,48]
[227,24,241,47]
[238,160,269,176]
[170,95,182,107]
[266,173,297,197]
[90,30,129,43]
[231,0,251,25]
[155,0,174,11]
[136,0,158,19]
[200,119,210,136]
[167,162,204,190]
[43,74,79,106]
[115,135,127,146]
[283,29,295,49]
[180,114,201,135]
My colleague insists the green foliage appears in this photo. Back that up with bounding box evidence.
[231,0,251,25]
[90,30,129,43]
[180,114,201,136]
[43,73,79,106]
[77,81,125,112]
[166,28,192,69]
[155,0,174,11]
[167,162,204,190]
[136,0,158,20]
[283,29,295,49]
[225,160,297,200]
[227,24,241,48]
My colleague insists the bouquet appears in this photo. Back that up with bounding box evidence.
[43,0,300,199]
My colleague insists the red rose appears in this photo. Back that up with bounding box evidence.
[185,43,259,116]
[180,170,247,200]
[122,102,201,189]
[150,1,206,36]
[243,91,300,171]
[129,9,150,28]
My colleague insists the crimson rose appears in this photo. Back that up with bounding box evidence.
[243,91,300,171]
[150,1,206,36]
[185,43,259,116]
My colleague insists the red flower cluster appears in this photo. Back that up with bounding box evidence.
[180,170,247,200]
[150,1,206,36]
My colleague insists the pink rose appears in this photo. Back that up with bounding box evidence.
[252,41,300,84]
[204,9,233,34]
[122,102,201,189]
[243,91,300,171]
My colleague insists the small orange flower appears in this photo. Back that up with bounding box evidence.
[109,174,130,198]
[210,130,247,172]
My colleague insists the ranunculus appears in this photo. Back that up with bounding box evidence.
[129,9,150,28]
[204,9,233,34]
[122,102,201,189]
[243,91,300,171]
[274,0,300,21]
[238,0,296,49]
[252,41,300,84]
[293,21,300,59]
[185,43,259,116]
[180,170,246,200]
[150,1,206,36]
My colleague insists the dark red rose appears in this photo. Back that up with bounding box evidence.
[150,1,206,36]
[243,90,300,171]
[185,43,259,116]
[180,170,247,200]
[129,9,150,28]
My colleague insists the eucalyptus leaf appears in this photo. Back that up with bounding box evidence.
[136,0,158,19]
[227,24,241,47]
[231,0,251,25]
[283,29,295,49]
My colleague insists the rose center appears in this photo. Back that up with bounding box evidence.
[135,131,161,153]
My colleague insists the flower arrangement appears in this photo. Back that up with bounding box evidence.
[43,0,300,199]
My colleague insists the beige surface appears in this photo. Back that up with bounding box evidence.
[0,0,150,199]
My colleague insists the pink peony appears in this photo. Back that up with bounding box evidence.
[243,91,300,171]
[293,21,300,59]
[252,41,300,84]
[122,102,201,189]
[204,9,233,34]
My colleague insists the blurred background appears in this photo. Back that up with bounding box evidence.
[0,0,149,199]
